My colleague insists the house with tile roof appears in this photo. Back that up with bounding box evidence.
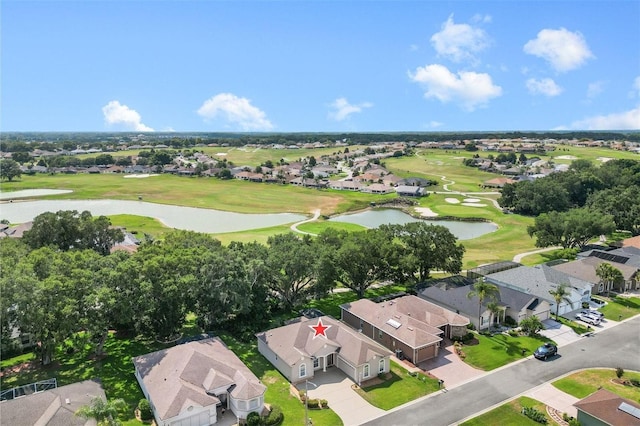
[340,295,469,364]
[0,379,105,426]
[574,388,640,425]
[256,315,392,386]
[484,265,592,316]
[132,337,266,426]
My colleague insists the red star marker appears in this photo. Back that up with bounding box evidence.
[309,318,331,338]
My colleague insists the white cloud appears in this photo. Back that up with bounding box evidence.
[409,64,502,111]
[568,106,640,130]
[471,14,492,24]
[430,14,490,63]
[328,98,373,121]
[428,121,444,128]
[587,81,605,99]
[523,28,594,72]
[526,78,563,97]
[631,76,640,98]
[102,100,154,131]
[197,93,273,131]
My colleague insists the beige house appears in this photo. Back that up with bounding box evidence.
[552,257,639,294]
[256,315,393,386]
[340,296,469,364]
[132,337,266,426]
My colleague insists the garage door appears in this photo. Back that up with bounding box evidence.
[170,410,211,426]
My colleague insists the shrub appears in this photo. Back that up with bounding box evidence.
[320,399,328,408]
[246,411,261,426]
[568,419,581,426]
[307,399,320,409]
[616,367,624,378]
[508,329,519,337]
[452,332,475,343]
[264,405,284,426]
[519,316,543,336]
[630,379,640,387]
[138,399,153,421]
[504,316,518,327]
[521,406,547,424]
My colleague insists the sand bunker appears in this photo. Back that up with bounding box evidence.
[597,157,613,163]
[445,198,460,204]
[463,198,481,203]
[124,174,159,179]
[462,202,487,207]
[415,207,438,217]
[555,155,577,160]
[215,153,228,156]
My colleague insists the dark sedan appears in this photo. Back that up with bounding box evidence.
[534,343,558,360]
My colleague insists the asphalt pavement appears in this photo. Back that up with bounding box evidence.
[361,315,640,426]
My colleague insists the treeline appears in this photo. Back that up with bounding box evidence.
[1,217,464,364]
[498,159,640,240]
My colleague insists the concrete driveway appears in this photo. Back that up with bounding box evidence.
[296,368,385,426]
[417,340,484,389]
[541,315,619,347]
[524,382,579,417]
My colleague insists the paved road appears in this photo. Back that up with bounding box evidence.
[362,316,640,426]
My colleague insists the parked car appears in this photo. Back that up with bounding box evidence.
[534,343,558,360]
[575,312,602,325]
[580,309,604,319]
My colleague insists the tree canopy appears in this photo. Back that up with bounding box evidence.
[527,208,616,249]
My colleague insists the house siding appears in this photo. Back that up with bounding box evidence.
[257,338,296,383]
[576,410,608,426]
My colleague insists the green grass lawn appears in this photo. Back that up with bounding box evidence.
[461,333,554,371]
[304,284,408,318]
[352,361,440,410]
[460,396,555,426]
[556,316,591,335]
[553,369,640,402]
[598,296,640,321]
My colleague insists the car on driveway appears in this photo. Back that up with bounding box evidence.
[534,343,558,360]
[581,309,604,319]
[576,312,602,325]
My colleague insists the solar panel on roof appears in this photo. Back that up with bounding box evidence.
[590,251,629,264]
[619,402,640,419]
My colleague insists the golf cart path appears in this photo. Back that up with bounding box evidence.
[290,209,321,236]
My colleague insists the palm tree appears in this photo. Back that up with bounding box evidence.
[467,278,500,331]
[549,284,573,320]
[596,262,624,297]
[487,301,503,328]
[75,396,127,426]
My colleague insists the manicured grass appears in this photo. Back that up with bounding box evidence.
[599,296,640,321]
[108,214,172,237]
[553,369,640,402]
[461,333,554,371]
[296,220,366,234]
[217,332,343,426]
[556,316,591,335]
[460,396,554,426]
[353,361,440,410]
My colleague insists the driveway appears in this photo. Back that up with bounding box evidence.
[524,382,579,418]
[296,368,385,426]
[417,340,484,389]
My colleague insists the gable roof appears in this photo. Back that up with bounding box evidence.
[0,379,105,426]
[256,316,392,367]
[341,296,469,349]
[623,235,640,249]
[132,337,265,421]
[552,257,638,283]
[485,265,592,302]
[574,389,640,425]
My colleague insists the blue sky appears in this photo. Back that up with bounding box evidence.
[2,1,639,132]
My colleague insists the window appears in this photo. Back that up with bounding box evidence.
[378,330,383,339]
[249,398,260,409]
[378,358,385,373]
[313,357,319,369]
[299,363,307,378]
[363,363,370,378]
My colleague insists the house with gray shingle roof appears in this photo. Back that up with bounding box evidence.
[256,316,392,386]
[574,388,640,426]
[340,295,469,364]
[132,337,266,426]
[484,265,591,316]
[552,257,639,294]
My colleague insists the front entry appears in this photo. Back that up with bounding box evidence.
[326,353,335,367]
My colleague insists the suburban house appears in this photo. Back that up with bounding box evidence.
[0,379,106,426]
[484,265,592,316]
[420,277,550,330]
[573,247,640,292]
[132,337,266,426]
[573,389,640,426]
[340,295,469,364]
[256,315,392,386]
[551,257,639,295]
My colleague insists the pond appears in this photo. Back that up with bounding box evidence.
[0,200,307,234]
[329,209,497,240]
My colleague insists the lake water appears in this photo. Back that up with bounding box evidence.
[0,200,307,234]
[329,209,497,240]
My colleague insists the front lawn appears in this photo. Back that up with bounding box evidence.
[556,316,591,335]
[352,361,440,410]
[461,332,554,371]
[599,296,640,321]
[460,396,555,426]
[553,369,640,403]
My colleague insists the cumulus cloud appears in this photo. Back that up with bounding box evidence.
[197,93,273,131]
[568,106,640,130]
[328,98,373,121]
[102,100,154,131]
[409,64,502,111]
[523,28,594,72]
[526,78,563,97]
[430,14,490,64]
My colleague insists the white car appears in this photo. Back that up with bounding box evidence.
[576,312,601,326]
